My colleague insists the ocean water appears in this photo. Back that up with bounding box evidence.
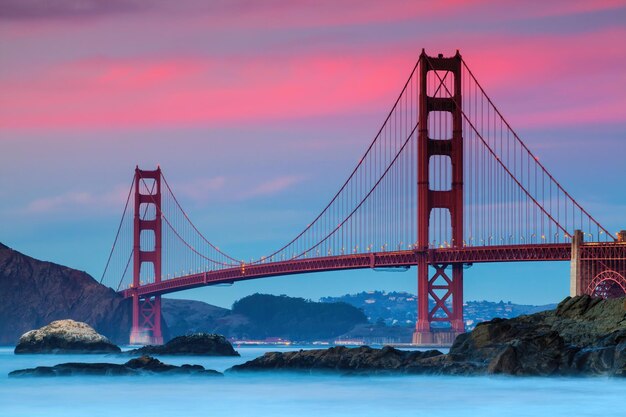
[0,346,624,417]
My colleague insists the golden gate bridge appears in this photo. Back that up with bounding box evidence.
[100,50,626,345]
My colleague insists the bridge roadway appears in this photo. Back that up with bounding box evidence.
[121,243,576,298]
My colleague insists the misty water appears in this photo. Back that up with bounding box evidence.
[1,346,624,417]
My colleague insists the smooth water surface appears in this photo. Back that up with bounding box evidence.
[0,346,624,417]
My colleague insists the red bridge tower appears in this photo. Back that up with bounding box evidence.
[130,166,163,345]
[413,51,465,345]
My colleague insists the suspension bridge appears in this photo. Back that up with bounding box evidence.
[100,50,626,345]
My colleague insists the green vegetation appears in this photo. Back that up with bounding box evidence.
[231,294,367,341]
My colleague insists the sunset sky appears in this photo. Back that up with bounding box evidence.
[1,0,625,307]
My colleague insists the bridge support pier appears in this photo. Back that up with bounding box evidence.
[130,295,163,345]
[570,230,584,297]
[413,262,464,345]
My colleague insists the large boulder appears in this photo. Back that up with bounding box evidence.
[128,333,239,356]
[9,355,222,377]
[14,320,121,354]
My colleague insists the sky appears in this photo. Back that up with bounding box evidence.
[1,0,625,308]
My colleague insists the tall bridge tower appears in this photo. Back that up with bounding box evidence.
[414,51,465,345]
[130,166,163,345]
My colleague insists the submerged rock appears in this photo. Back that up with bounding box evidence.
[9,355,222,377]
[230,296,626,377]
[128,333,239,356]
[14,320,121,354]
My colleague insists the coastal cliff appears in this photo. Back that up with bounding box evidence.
[0,243,133,344]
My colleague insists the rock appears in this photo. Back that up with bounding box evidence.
[230,295,626,377]
[14,320,121,354]
[229,345,443,374]
[128,333,239,356]
[9,355,222,377]
[449,317,568,376]
[442,295,626,376]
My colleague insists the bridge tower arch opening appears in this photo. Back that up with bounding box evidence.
[414,50,465,345]
[588,270,626,299]
[571,229,626,300]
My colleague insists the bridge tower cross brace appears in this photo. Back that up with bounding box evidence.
[130,166,164,345]
[413,50,465,345]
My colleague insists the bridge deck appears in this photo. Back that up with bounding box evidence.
[121,243,574,298]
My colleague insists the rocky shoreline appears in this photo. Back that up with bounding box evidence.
[9,295,625,378]
[230,295,626,377]
[9,355,222,377]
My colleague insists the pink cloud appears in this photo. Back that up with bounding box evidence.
[25,184,129,213]
[0,49,410,129]
[0,3,625,132]
[175,0,626,32]
[240,175,304,200]
[529,0,626,17]
[174,176,226,202]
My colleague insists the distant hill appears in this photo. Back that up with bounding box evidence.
[322,291,557,331]
[230,294,368,341]
[161,298,249,337]
[164,294,369,342]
